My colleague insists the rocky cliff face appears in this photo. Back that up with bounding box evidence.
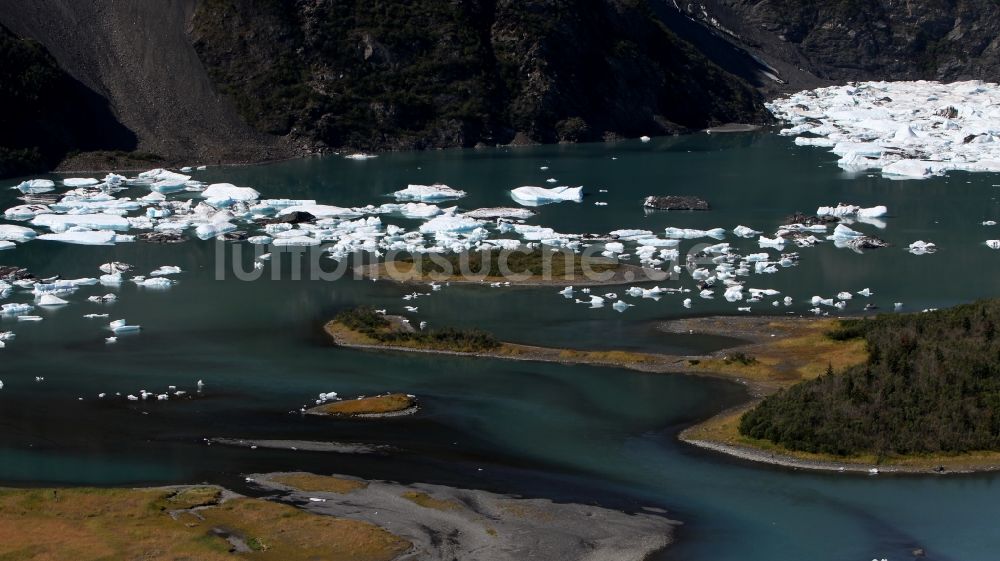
[190,0,772,152]
[1,0,998,177]
[0,24,136,177]
[682,0,1000,86]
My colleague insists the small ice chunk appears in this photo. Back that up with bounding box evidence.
[62,177,99,187]
[37,231,117,245]
[150,266,182,276]
[14,179,55,194]
[393,184,467,201]
[37,294,68,306]
[510,186,583,205]
[733,225,761,238]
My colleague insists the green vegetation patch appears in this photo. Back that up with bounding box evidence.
[740,301,1000,456]
[399,248,619,278]
[335,306,500,352]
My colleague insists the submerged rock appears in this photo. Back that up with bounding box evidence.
[643,195,710,211]
[261,211,316,225]
[137,231,186,244]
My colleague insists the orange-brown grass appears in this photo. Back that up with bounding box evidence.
[269,473,369,494]
[315,394,415,416]
[400,491,462,511]
[0,486,408,561]
[694,319,867,388]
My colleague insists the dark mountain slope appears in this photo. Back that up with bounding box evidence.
[0,0,295,177]
[678,0,1000,87]
[190,0,772,151]
[0,24,136,178]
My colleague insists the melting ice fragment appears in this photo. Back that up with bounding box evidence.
[510,186,583,206]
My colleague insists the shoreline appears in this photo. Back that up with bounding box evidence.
[250,471,677,561]
[326,313,1000,475]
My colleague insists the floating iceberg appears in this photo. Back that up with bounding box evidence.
[768,81,1000,179]
[907,240,937,254]
[418,215,484,234]
[510,186,583,205]
[4,204,51,220]
[37,230,118,245]
[393,184,466,201]
[150,266,182,276]
[202,183,261,206]
[278,205,362,218]
[1,303,33,315]
[816,204,888,218]
[14,179,55,194]
[664,227,726,240]
[31,213,130,231]
[0,241,12,251]
[37,294,68,306]
[462,207,535,220]
[62,177,99,187]
[109,319,141,333]
[733,225,761,238]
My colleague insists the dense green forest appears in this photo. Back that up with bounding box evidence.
[191,0,768,151]
[740,301,1000,456]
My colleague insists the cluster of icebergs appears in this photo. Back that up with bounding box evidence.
[769,81,1000,179]
[0,260,179,350]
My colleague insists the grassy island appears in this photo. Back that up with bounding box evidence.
[332,307,499,352]
[358,247,658,286]
[329,304,1000,473]
[0,486,408,561]
[310,393,417,417]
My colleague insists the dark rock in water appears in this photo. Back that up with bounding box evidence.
[643,195,710,211]
[218,231,249,241]
[262,211,315,225]
[138,232,186,244]
[0,266,33,281]
[847,236,889,251]
[784,212,839,226]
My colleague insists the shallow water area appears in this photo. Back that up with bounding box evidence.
[2,133,1000,560]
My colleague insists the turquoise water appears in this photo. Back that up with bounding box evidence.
[2,132,1000,560]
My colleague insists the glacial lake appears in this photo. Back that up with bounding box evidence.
[2,131,1000,560]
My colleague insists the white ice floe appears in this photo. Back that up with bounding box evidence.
[202,183,261,206]
[769,81,1000,179]
[0,241,13,251]
[109,319,141,334]
[908,240,937,254]
[393,184,466,201]
[510,186,583,205]
[63,177,99,187]
[278,204,362,219]
[14,179,56,194]
[31,213,131,231]
[462,207,535,220]
[418,215,484,234]
[150,266,182,276]
[664,227,725,240]
[344,153,377,160]
[4,204,51,220]
[37,230,119,245]
[1,303,33,315]
[733,225,761,238]
[37,294,68,306]
[816,204,888,219]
